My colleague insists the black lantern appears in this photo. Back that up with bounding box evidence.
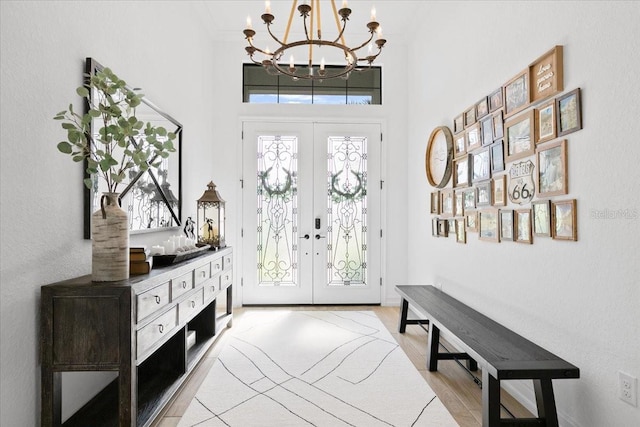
[197,181,225,249]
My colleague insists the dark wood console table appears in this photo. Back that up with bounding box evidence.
[396,285,579,427]
[40,247,233,427]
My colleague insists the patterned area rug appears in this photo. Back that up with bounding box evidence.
[178,310,458,426]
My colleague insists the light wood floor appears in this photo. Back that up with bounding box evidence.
[154,306,533,426]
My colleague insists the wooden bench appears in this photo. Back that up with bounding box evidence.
[396,285,579,427]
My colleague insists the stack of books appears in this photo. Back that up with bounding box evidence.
[129,247,152,276]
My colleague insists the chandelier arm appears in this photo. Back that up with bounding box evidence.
[265,23,287,48]
[332,18,348,44]
[348,32,376,53]
[330,0,346,46]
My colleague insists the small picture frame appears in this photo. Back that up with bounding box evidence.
[476,97,489,119]
[478,209,499,242]
[488,87,504,112]
[454,190,464,217]
[448,219,457,238]
[532,199,551,237]
[437,218,449,237]
[514,209,533,244]
[466,122,481,151]
[432,217,439,237]
[499,209,514,241]
[480,116,494,146]
[493,175,507,207]
[453,154,471,188]
[505,110,535,163]
[472,148,491,183]
[536,139,567,197]
[535,99,556,143]
[492,110,504,140]
[466,211,478,232]
[464,105,477,128]
[430,191,440,215]
[463,187,476,211]
[490,140,505,173]
[552,199,577,241]
[440,189,454,218]
[503,69,530,117]
[456,219,467,244]
[556,88,582,136]
[529,45,564,103]
[454,132,467,157]
[454,114,465,134]
[475,180,493,207]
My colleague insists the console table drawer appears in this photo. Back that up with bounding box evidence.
[178,288,205,323]
[220,269,232,289]
[137,307,178,358]
[194,264,210,286]
[137,282,170,322]
[223,253,233,270]
[171,272,193,301]
[205,276,221,301]
[210,257,223,276]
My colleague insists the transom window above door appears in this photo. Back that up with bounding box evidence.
[243,64,381,105]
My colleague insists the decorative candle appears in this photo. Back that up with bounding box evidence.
[377,26,383,39]
[290,55,295,68]
[342,0,348,8]
[320,58,325,71]
[246,16,252,29]
[151,245,165,256]
[371,6,376,21]
[265,0,271,14]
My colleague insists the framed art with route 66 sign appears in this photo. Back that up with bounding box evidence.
[508,160,535,205]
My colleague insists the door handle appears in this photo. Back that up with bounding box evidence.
[300,234,310,240]
[315,234,326,240]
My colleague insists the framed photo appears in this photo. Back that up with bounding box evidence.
[440,189,454,217]
[476,97,489,119]
[475,180,493,207]
[432,217,439,237]
[448,219,456,238]
[503,69,530,117]
[535,99,556,143]
[529,45,564,103]
[465,211,478,232]
[454,132,466,157]
[556,88,582,136]
[430,191,440,215]
[464,105,477,128]
[532,200,551,237]
[472,148,491,183]
[499,209,514,241]
[552,199,577,241]
[492,110,504,140]
[514,209,533,244]
[478,209,499,242]
[488,87,503,112]
[453,154,471,188]
[480,116,493,146]
[536,139,567,197]
[437,218,449,237]
[505,110,535,162]
[463,187,476,210]
[490,140,505,173]
[466,122,481,151]
[493,175,507,207]
[453,114,465,134]
[454,190,464,217]
[456,219,467,244]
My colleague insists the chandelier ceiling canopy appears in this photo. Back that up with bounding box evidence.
[243,0,386,80]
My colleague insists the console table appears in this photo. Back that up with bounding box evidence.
[40,247,233,427]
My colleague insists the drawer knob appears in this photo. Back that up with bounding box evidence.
[158,324,164,333]
[182,281,187,289]
[201,271,206,277]
[190,300,196,308]
[154,295,161,304]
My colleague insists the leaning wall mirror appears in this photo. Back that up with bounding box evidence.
[83,57,183,238]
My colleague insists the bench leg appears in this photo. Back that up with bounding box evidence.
[427,322,440,371]
[398,298,409,333]
[482,369,501,427]
[534,379,559,427]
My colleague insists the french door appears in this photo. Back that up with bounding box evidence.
[241,121,382,305]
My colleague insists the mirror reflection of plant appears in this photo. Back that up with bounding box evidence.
[54,67,176,192]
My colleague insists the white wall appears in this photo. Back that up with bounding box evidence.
[0,1,220,424]
[406,1,640,426]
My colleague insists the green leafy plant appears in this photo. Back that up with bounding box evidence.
[55,67,176,192]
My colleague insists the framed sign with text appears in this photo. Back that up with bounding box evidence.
[529,45,564,104]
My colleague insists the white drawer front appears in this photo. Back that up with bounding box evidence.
[220,269,232,290]
[205,276,221,302]
[194,263,210,286]
[178,288,205,324]
[210,257,223,277]
[137,307,178,357]
[171,272,193,301]
[136,282,170,322]
[222,253,233,270]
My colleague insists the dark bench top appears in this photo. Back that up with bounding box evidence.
[396,285,579,381]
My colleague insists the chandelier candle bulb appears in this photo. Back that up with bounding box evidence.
[342,0,348,7]
[265,0,271,14]
[246,16,252,30]
[371,6,376,21]
[321,58,325,71]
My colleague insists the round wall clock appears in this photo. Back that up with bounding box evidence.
[425,126,454,188]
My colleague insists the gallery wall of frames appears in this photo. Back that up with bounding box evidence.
[426,46,581,244]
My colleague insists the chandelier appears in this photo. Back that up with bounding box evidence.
[243,0,386,80]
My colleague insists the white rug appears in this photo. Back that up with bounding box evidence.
[178,310,458,426]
